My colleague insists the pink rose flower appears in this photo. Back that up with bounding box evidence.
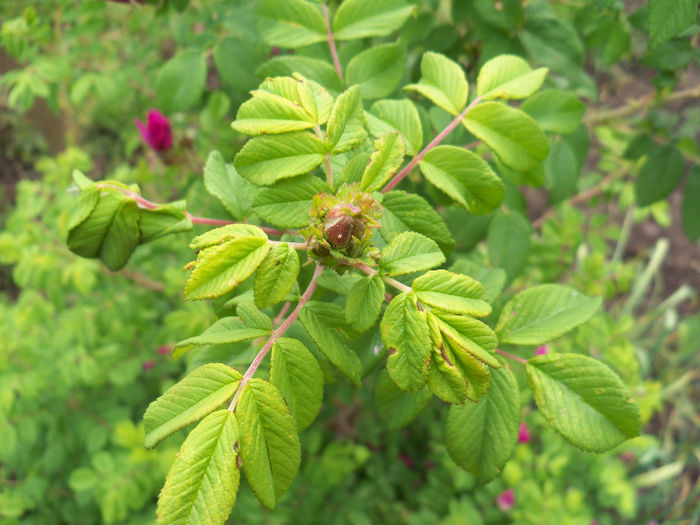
[135,109,172,151]
[142,360,155,371]
[535,345,548,356]
[518,422,531,443]
[497,488,515,511]
[157,345,171,356]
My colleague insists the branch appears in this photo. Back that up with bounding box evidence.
[495,348,527,365]
[382,97,482,193]
[227,263,324,411]
[95,183,293,237]
[355,263,412,294]
[322,3,343,84]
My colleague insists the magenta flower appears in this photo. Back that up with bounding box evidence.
[142,360,155,372]
[157,345,170,356]
[535,345,548,356]
[497,489,515,511]
[135,110,172,151]
[518,422,531,443]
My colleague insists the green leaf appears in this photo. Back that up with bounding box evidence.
[380,232,445,276]
[412,270,491,317]
[326,86,367,154]
[295,75,335,125]
[174,317,270,357]
[380,292,431,392]
[143,363,242,449]
[419,146,505,214]
[682,166,700,241]
[345,274,385,333]
[378,191,455,253]
[527,353,642,452]
[487,210,531,282]
[67,190,140,271]
[139,201,192,243]
[476,54,548,100]
[635,144,685,207]
[252,175,329,228]
[449,259,506,303]
[375,370,431,429]
[299,301,363,386]
[648,0,699,49]
[234,132,326,186]
[156,410,240,525]
[463,102,549,171]
[346,43,406,100]
[333,0,415,40]
[214,37,268,92]
[495,284,602,345]
[545,138,579,204]
[404,52,468,115]
[255,0,326,47]
[360,132,406,192]
[446,365,519,483]
[366,99,423,155]
[155,50,206,114]
[185,236,271,300]
[257,56,344,93]
[254,244,300,309]
[520,89,586,135]
[232,90,315,135]
[237,301,273,331]
[203,151,256,221]
[235,379,300,509]
[432,310,500,369]
[427,344,468,405]
[189,224,267,252]
[270,338,323,430]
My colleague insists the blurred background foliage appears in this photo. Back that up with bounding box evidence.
[0,0,698,523]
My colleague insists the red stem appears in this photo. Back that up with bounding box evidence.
[495,348,527,365]
[322,3,344,83]
[382,96,482,193]
[227,263,324,411]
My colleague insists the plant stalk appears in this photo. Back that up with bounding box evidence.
[322,3,343,83]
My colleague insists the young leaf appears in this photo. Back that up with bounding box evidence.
[380,292,431,392]
[255,0,326,47]
[634,144,685,207]
[428,344,468,405]
[252,175,329,228]
[234,132,326,186]
[155,50,206,114]
[476,54,548,100]
[139,201,192,243]
[487,210,531,282]
[156,410,240,525]
[345,43,406,100]
[326,86,367,154]
[527,353,642,452]
[375,370,431,430]
[345,274,385,333]
[236,379,301,509]
[189,224,267,252]
[299,301,363,386]
[378,191,455,253]
[366,99,423,155]
[203,151,256,221]
[360,132,406,192]
[185,236,271,300]
[495,284,602,345]
[432,311,500,369]
[380,232,445,276]
[419,146,505,214]
[270,338,323,430]
[232,90,315,135]
[143,363,242,449]
[682,166,700,241]
[174,317,270,357]
[446,365,520,483]
[463,102,549,172]
[295,75,334,125]
[412,270,491,317]
[404,52,468,115]
[520,89,586,135]
[254,243,300,309]
[333,0,415,40]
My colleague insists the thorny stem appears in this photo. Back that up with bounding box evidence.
[228,263,324,412]
[495,348,527,365]
[322,3,344,84]
[355,263,412,294]
[382,96,482,193]
[272,302,292,327]
[95,183,294,237]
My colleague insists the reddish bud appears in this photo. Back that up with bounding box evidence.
[518,422,531,443]
[157,345,170,356]
[142,360,155,371]
[497,489,515,511]
[324,215,355,248]
[535,345,548,356]
[135,109,172,151]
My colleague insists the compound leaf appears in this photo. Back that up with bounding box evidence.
[404,52,468,115]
